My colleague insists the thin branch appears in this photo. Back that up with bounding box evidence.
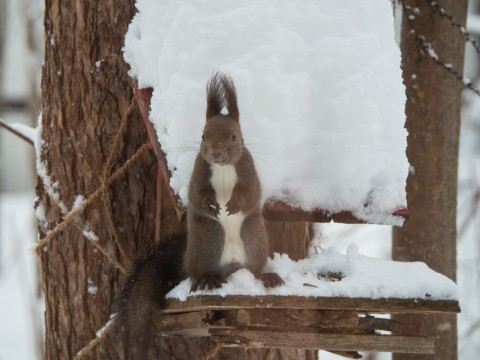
[0,98,29,111]
[0,118,34,145]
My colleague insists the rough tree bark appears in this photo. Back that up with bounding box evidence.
[39,1,316,359]
[392,1,467,359]
[39,1,158,358]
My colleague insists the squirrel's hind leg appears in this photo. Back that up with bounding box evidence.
[186,214,227,292]
[241,212,284,288]
[241,212,269,273]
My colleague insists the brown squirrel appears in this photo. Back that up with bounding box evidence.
[116,73,282,357]
[186,72,282,291]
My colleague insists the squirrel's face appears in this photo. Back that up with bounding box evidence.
[201,115,243,166]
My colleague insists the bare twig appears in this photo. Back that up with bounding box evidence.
[0,118,34,145]
[0,98,29,111]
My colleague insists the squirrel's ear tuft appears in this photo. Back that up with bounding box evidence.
[221,74,239,122]
[206,72,224,119]
[206,72,239,121]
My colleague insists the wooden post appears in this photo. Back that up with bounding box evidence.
[392,1,467,359]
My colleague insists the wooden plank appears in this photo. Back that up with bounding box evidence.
[209,328,435,354]
[163,295,460,314]
[157,309,404,338]
[263,202,408,223]
[263,202,334,222]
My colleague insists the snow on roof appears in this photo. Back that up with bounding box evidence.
[167,244,458,301]
[124,0,408,225]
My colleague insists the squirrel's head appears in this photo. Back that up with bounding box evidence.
[200,72,243,166]
[201,115,243,166]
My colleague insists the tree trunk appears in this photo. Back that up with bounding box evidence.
[392,1,467,359]
[39,1,317,359]
[39,1,157,358]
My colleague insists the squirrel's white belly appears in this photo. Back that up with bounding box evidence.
[210,164,246,266]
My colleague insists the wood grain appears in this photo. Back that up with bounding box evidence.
[163,295,460,314]
[210,328,435,354]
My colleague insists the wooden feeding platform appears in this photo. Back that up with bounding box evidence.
[133,83,409,226]
[131,81,459,358]
[157,295,459,357]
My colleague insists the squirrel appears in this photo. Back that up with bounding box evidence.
[186,72,283,291]
[116,72,282,357]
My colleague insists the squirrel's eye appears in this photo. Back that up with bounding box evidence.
[231,133,237,142]
[202,134,205,141]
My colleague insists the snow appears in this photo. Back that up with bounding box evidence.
[123,0,408,225]
[82,228,99,242]
[95,59,104,73]
[96,314,116,338]
[426,43,439,61]
[457,86,480,358]
[87,278,98,295]
[467,13,480,35]
[0,193,42,360]
[34,196,47,233]
[75,314,117,358]
[167,244,458,302]
[72,195,86,211]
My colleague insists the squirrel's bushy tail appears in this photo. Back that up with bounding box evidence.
[206,72,239,120]
[116,232,187,359]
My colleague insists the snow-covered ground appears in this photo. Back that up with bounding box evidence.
[169,244,458,301]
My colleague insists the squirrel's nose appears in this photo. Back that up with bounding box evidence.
[211,150,223,160]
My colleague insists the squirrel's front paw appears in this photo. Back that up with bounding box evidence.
[256,272,284,288]
[190,275,227,292]
[203,196,220,218]
[226,195,245,215]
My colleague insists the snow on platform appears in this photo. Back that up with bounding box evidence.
[167,244,458,302]
[124,0,408,225]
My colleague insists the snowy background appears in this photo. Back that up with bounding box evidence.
[1,1,480,360]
